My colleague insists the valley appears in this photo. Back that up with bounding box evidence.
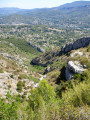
[0,1,90,120]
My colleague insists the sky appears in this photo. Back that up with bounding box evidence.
[0,0,89,9]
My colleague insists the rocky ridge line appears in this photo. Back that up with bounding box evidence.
[59,37,90,55]
[31,37,90,67]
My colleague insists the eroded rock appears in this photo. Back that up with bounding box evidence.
[65,61,86,80]
[60,37,90,55]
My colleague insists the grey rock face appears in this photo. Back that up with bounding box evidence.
[30,51,59,67]
[60,37,90,55]
[73,37,90,49]
[65,61,85,80]
[65,66,74,81]
[31,37,90,67]
[44,66,51,74]
[70,51,83,57]
[30,57,47,67]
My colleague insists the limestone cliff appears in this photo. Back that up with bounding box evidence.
[31,37,90,67]
[59,37,90,55]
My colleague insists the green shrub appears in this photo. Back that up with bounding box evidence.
[55,80,73,97]
[18,74,28,79]
[17,81,25,92]
[0,97,18,120]
[62,80,90,107]
[28,79,60,120]
[0,68,3,73]
[28,76,39,83]
[18,74,39,83]
[80,57,90,68]
[60,105,90,120]
[87,45,90,52]
[10,74,14,78]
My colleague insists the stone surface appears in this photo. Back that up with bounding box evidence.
[44,66,51,74]
[30,57,48,67]
[70,51,83,57]
[60,37,90,55]
[65,61,86,80]
[30,51,59,67]
[31,37,90,67]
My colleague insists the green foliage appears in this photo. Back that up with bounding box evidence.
[0,68,3,73]
[80,57,90,68]
[17,81,25,92]
[0,98,18,120]
[18,74,39,83]
[0,2,90,29]
[55,80,73,97]
[38,79,56,102]
[27,79,60,120]
[29,79,56,106]
[81,70,90,82]
[18,74,28,79]
[62,80,90,107]
[87,45,90,52]
[0,75,90,120]
[30,65,44,73]
[60,105,90,120]
[28,76,39,83]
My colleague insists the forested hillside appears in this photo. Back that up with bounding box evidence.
[0,25,90,51]
[0,1,90,28]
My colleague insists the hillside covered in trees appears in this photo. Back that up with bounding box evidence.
[0,1,90,28]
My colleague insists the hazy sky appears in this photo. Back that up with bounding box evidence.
[0,0,89,9]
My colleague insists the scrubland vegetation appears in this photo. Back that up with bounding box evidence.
[0,25,90,50]
[0,43,90,119]
[0,1,90,119]
[0,70,90,120]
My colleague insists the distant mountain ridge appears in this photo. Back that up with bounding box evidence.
[0,8,23,16]
[58,1,90,8]
[0,1,90,28]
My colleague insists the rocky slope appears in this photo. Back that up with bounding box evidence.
[0,54,43,99]
[30,37,90,84]
[31,37,90,67]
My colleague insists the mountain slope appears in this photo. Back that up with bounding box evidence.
[0,7,25,16]
[0,1,90,28]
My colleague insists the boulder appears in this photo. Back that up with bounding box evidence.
[65,61,85,80]
[30,57,49,67]
[44,66,51,74]
[70,51,83,57]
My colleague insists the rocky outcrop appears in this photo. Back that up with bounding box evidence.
[28,42,45,53]
[30,57,53,67]
[31,37,90,67]
[70,51,83,57]
[0,53,17,61]
[30,51,59,67]
[59,37,90,55]
[65,61,86,80]
[44,66,52,74]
